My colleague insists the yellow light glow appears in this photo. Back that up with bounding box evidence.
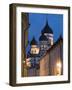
[26,62,31,67]
[26,58,31,67]
[56,61,62,75]
[56,61,61,68]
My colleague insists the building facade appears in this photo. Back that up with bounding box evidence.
[21,13,30,77]
[39,21,53,56]
[40,37,63,76]
[24,20,63,77]
[26,21,55,76]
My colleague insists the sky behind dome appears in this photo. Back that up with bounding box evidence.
[28,13,63,43]
[26,13,63,53]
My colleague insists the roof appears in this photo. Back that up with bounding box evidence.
[41,21,53,34]
[39,33,48,41]
[30,37,37,45]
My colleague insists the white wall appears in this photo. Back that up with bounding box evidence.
[0,0,72,90]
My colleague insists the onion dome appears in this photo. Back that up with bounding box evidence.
[41,21,53,34]
[39,33,48,41]
[30,37,37,45]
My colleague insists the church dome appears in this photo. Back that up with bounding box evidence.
[30,37,37,45]
[39,34,48,41]
[41,21,53,34]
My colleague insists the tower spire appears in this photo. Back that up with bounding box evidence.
[46,14,48,24]
[45,14,49,25]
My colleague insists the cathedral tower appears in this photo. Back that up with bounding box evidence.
[39,20,53,56]
[41,21,53,46]
[30,37,40,54]
[39,33,48,52]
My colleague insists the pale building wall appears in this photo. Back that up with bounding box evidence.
[40,40,63,76]
[44,33,53,45]
[40,54,49,76]
[49,44,62,75]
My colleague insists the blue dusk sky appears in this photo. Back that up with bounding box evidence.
[26,13,63,53]
[28,13,63,43]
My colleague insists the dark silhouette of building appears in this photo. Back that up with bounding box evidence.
[21,13,30,77]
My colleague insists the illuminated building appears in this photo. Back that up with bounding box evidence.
[39,36,63,76]
[27,37,40,76]
[39,21,53,56]
[25,20,63,76]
